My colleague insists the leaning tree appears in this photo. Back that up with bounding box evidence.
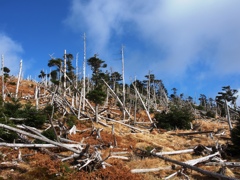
[216,86,238,131]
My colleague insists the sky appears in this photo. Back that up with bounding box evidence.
[1,0,240,104]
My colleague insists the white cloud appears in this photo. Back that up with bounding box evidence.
[0,33,23,75]
[65,0,240,79]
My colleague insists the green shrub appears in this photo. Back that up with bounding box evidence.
[145,146,154,156]
[4,99,22,117]
[206,111,215,118]
[24,110,46,128]
[43,104,55,117]
[0,119,18,142]
[155,105,194,130]
[196,105,204,110]
[18,103,47,128]
[35,129,56,143]
[66,115,78,128]
[9,81,16,85]
[0,128,18,142]
[42,129,56,141]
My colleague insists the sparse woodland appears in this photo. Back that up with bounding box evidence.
[0,52,240,180]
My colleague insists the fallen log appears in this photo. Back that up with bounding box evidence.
[184,152,220,166]
[131,152,219,174]
[136,148,235,180]
[111,151,130,155]
[99,115,148,133]
[109,155,129,160]
[170,131,214,136]
[9,118,27,121]
[0,143,84,148]
[0,123,81,154]
[155,149,194,156]
[131,166,172,173]
[205,162,240,168]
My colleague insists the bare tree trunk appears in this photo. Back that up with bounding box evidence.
[95,104,99,123]
[75,53,79,88]
[132,83,152,123]
[82,33,86,111]
[63,49,67,97]
[1,54,5,103]
[0,123,81,154]
[121,45,126,120]
[225,99,233,130]
[101,78,131,118]
[15,60,22,99]
[134,81,137,125]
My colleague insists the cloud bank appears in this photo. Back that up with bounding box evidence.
[0,33,23,75]
[65,0,240,81]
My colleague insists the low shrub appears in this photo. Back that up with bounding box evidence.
[155,105,194,130]
[231,118,240,150]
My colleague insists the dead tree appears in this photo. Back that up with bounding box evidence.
[1,54,5,102]
[15,59,22,99]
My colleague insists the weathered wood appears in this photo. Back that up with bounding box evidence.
[21,124,45,139]
[185,152,220,166]
[0,123,81,154]
[137,148,235,180]
[96,128,103,139]
[82,33,86,111]
[98,119,110,127]
[15,60,22,99]
[59,137,80,144]
[101,78,131,118]
[155,149,194,156]
[205,162,240,167]
[1,54,5,102]
[100,115,148,133]
[132,82,152,123]
[225,99,233,130]
[63,49,67,97]
[0,143,84,148]
[131,166,172,173]
[48,106,60,142]
[170,131,214,136]
[164,172,178,179]
[9,118,27,121]
[69,125,77,135]
[110,155,129,160]
[61,153,80,162]
[165,169,190,180]
[111,151,130,155]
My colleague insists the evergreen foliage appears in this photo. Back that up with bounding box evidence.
[231,118,240,149]
[155,105,194,130]
[4,99,22,117]
[206,110,215,118]
[19,103,47,128]
[66,114,78,128]
[0,117,18,142]
[34,128,56,143]
[0,127,18,142]
[86,86,106,106]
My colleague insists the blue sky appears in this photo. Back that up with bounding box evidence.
[1,0,240,104]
